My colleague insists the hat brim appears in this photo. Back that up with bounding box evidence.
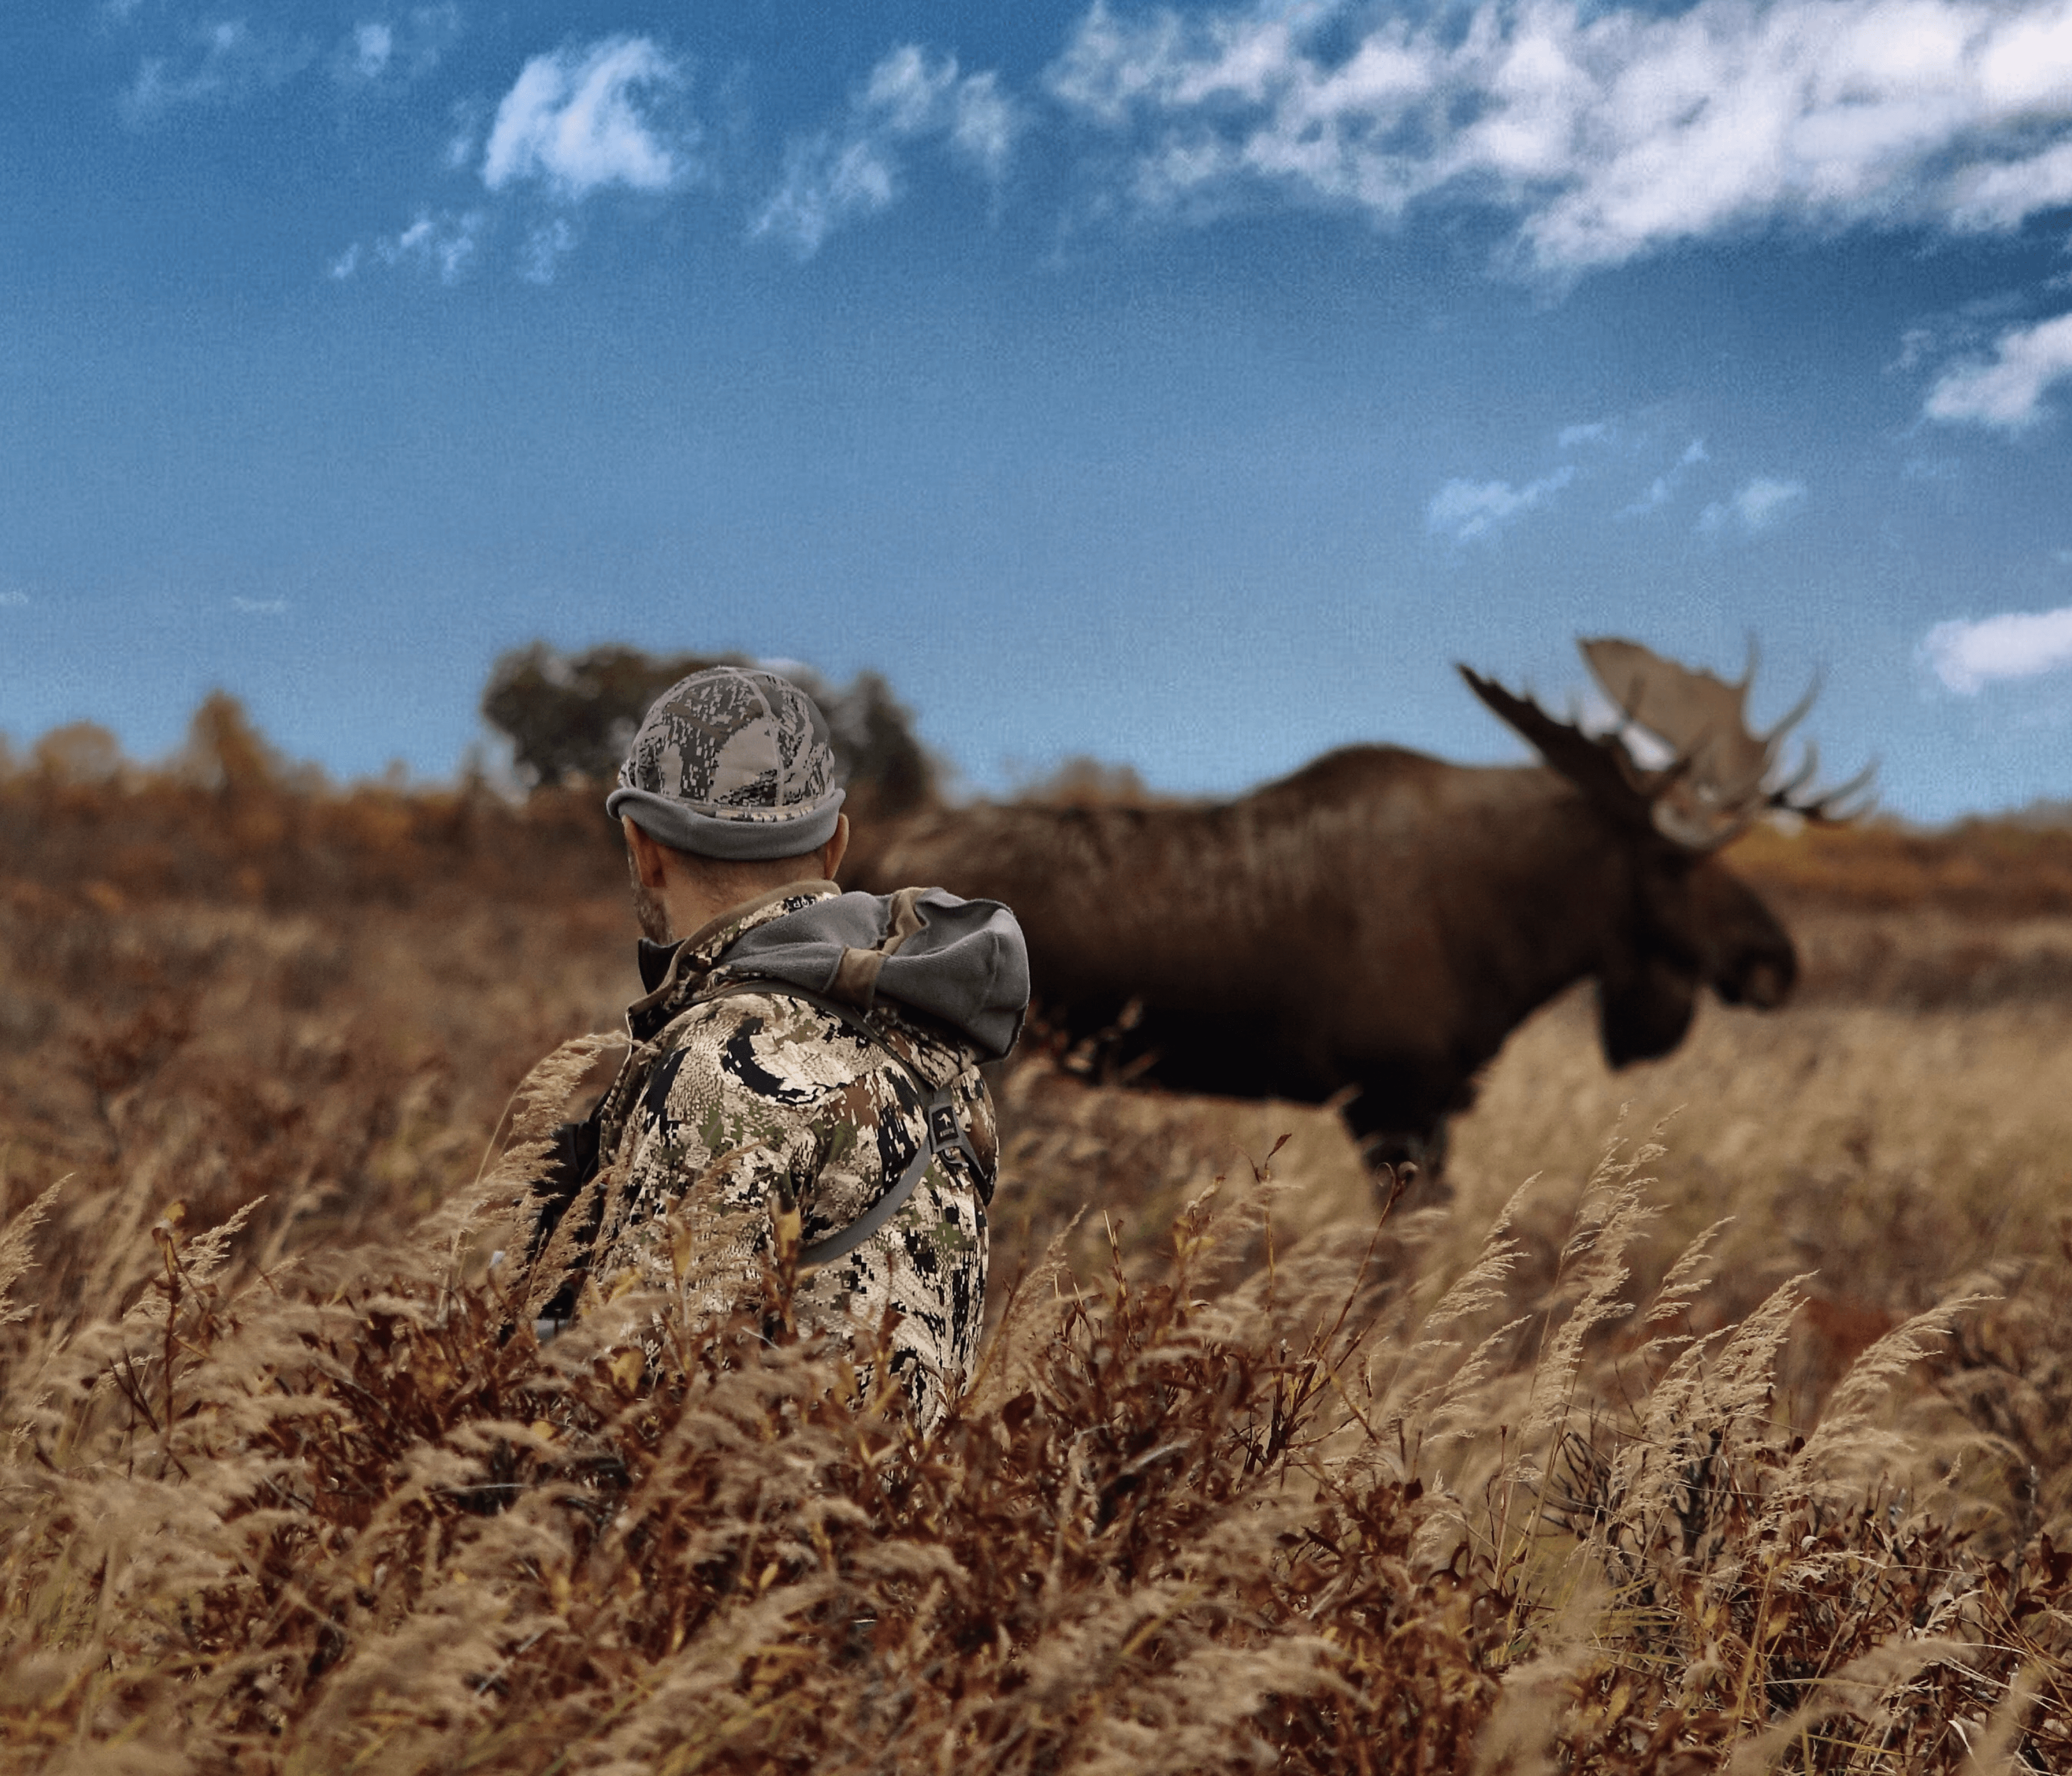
[605,786,846,861]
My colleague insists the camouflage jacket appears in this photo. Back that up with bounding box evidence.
[556,882,1025,1429]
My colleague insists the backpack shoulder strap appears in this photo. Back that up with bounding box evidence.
[690,976,986,1267]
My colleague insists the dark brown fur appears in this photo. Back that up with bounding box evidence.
[844,745,1795,1168]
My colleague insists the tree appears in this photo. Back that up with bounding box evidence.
[481,643,937,816]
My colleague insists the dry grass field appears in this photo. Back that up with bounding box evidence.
[2,705,2069,1772]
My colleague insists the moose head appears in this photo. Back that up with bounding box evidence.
[1462,638,1871,1067]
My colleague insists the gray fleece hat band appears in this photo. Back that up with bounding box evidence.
[606,665,846,862]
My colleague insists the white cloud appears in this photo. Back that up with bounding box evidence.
[1923,311,2072,431]
[1890,326,1940,373]
[520,216,578,283]
[333,208,484,282]
[949,71,1020,178]
[1699,474,1805,535]
[482,37,693,200]
[340,36,694,284]
[1426,464,1576,542]
[230,596,289,615]
[755,137,899,256]
[351,22,392,79]
[865,43,958,135]
[1045,0,2072,275]
[1622,436,1709,515]
[121,5,456,120]
[1921,603,2072,692]
[444,97,482,170]
[1949,139,2072,229]
[0,589,28,609]
[332,10,460,87]
[753,45,1027,257]
[1558,420,1611,448]
[121,19,316,124]
[391,210,481,280]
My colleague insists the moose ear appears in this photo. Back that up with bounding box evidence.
[1457,664,1660,832]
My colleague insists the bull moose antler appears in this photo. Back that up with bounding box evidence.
[1462,638,1872,851]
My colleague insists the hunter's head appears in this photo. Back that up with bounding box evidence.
[606,666,850,943]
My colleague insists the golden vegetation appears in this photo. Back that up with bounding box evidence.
[2,705,2070,1772]
[1732,814,2072,918]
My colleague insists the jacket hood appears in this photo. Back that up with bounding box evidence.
[712,887,1030,1060]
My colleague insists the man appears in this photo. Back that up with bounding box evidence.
[526,665,1028,1430]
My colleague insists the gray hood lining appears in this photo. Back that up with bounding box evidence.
[713,887,1030,1060]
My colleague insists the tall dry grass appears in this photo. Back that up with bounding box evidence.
[2,716,2071,1771]
[4,1061,2066,1771]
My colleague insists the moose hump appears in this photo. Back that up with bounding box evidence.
[845,638,1869,1174]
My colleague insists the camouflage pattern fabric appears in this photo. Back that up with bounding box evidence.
[571,885,999,1430]
[617,667,839,827]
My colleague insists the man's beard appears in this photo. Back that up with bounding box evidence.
[628,853,673,943]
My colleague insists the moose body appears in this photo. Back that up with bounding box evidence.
[848,744,1795,1165]
[845,644,1859,1168]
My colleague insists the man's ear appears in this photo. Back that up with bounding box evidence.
[819,813,850,882]
[623,815,672,889]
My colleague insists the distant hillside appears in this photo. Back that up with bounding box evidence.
[8,695,2072,925]
[1729,813,2072,918]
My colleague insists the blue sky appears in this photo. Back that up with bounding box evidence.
[6,0,2072,820]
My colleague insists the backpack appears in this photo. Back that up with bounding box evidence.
[522,978,985,1324]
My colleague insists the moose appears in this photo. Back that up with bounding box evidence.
[843,639,1866,1171]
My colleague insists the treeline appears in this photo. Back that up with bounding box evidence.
[10,642,2072,920]
[0,692,619,913]
[0,645,938,913]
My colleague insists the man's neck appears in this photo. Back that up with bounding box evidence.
[665,878,839,956]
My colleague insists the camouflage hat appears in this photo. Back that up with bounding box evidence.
[605,666,845,861]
